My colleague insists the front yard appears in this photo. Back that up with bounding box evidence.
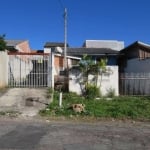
[40,91,150,121]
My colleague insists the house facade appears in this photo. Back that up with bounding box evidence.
[67,45,120,96]
[119,41,150,73]
[44,42,81,90]
[2,38,149,95]
[43,40,121,95]
[119,41,150,95]
[5,40,31,52]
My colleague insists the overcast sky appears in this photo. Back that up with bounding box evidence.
[0,0,150,49]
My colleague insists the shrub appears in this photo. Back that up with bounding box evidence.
[106,87,115,98]
[85,84,100,100]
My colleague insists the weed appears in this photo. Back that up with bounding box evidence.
[40,93,150,120]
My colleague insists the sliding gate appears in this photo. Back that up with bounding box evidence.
[8,52,49,87]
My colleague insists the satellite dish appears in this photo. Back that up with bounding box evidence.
[55,47,63,53]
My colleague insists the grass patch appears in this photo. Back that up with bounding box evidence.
[0,111,21,117]
[40,91,150,121]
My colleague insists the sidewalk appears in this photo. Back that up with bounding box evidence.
[0,88,49,117]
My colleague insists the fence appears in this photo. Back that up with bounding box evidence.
[119,73,150,95]
[8,52,49,87]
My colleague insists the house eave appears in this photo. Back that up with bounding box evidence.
[120,41,150,53]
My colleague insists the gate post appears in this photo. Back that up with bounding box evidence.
[0,51,8,88]
[48,50,54,89]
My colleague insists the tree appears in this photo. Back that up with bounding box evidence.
[79,54,94,89]
[78,54,107,98]
[0,34,6,51]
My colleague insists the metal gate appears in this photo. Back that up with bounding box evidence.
[8,52,49,87]
[119,73,150,95]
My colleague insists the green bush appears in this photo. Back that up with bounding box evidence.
[106,87,115,98]
[85,84,100,99]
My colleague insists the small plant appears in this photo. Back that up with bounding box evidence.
[63,92,83,101]
[0,111,21,117]
[106,87,115,98]
[85,84,100,100]
[46,88,55,103]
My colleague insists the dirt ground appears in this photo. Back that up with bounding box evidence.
[0,88,49,117]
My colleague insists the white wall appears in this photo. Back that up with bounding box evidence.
[44,48,51,53]
[124,58,150,73]
[84,40,124,50]
[69,66,119,96]
[98,66,118,96]
[8,55,33,84]
[0,51,8,88]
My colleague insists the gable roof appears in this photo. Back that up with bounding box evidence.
[5,40,26,47]
[5,40,26,51]
[67,47,119,56]
[120,41,150,53]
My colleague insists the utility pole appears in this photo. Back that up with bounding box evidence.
[64,8,67,70]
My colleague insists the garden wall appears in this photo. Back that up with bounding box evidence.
[69,66,119,96]
[0,51,8,88]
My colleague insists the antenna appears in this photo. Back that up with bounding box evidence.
[64,8,67,70]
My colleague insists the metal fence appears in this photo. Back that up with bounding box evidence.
[119,73,150,95]
[8,52,49,87]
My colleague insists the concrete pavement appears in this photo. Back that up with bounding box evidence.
[0,88,49,117]
[0,118,149,150]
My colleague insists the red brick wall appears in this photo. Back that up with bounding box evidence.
[54,56,64,67]
[18,41,31,53]
[17,41,31,61]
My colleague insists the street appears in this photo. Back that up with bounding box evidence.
[0,118,150,150]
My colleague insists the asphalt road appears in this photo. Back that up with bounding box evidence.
[0,118,150,150]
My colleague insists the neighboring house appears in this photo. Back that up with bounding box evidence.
[44,42,81,90]
[43,40,122,95]
[67,47,119,66]
[44,42,80,72]
[83,40,124,51]
[67,43,120,96]
[67,40,124,65]
[119,41,150,95]
[119,41,150,73]
[5,40,31,52]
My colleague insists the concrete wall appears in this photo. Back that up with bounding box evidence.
[16,40,31,52]
[8,55,33,84]
[69,66,119,96]
[124,58,150,73]
[98,66,118,96]
[0,51,8,88]
[84,40,124,50]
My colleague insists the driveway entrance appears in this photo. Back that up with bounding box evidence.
[0,88,49,117]
[8,52,49,87]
